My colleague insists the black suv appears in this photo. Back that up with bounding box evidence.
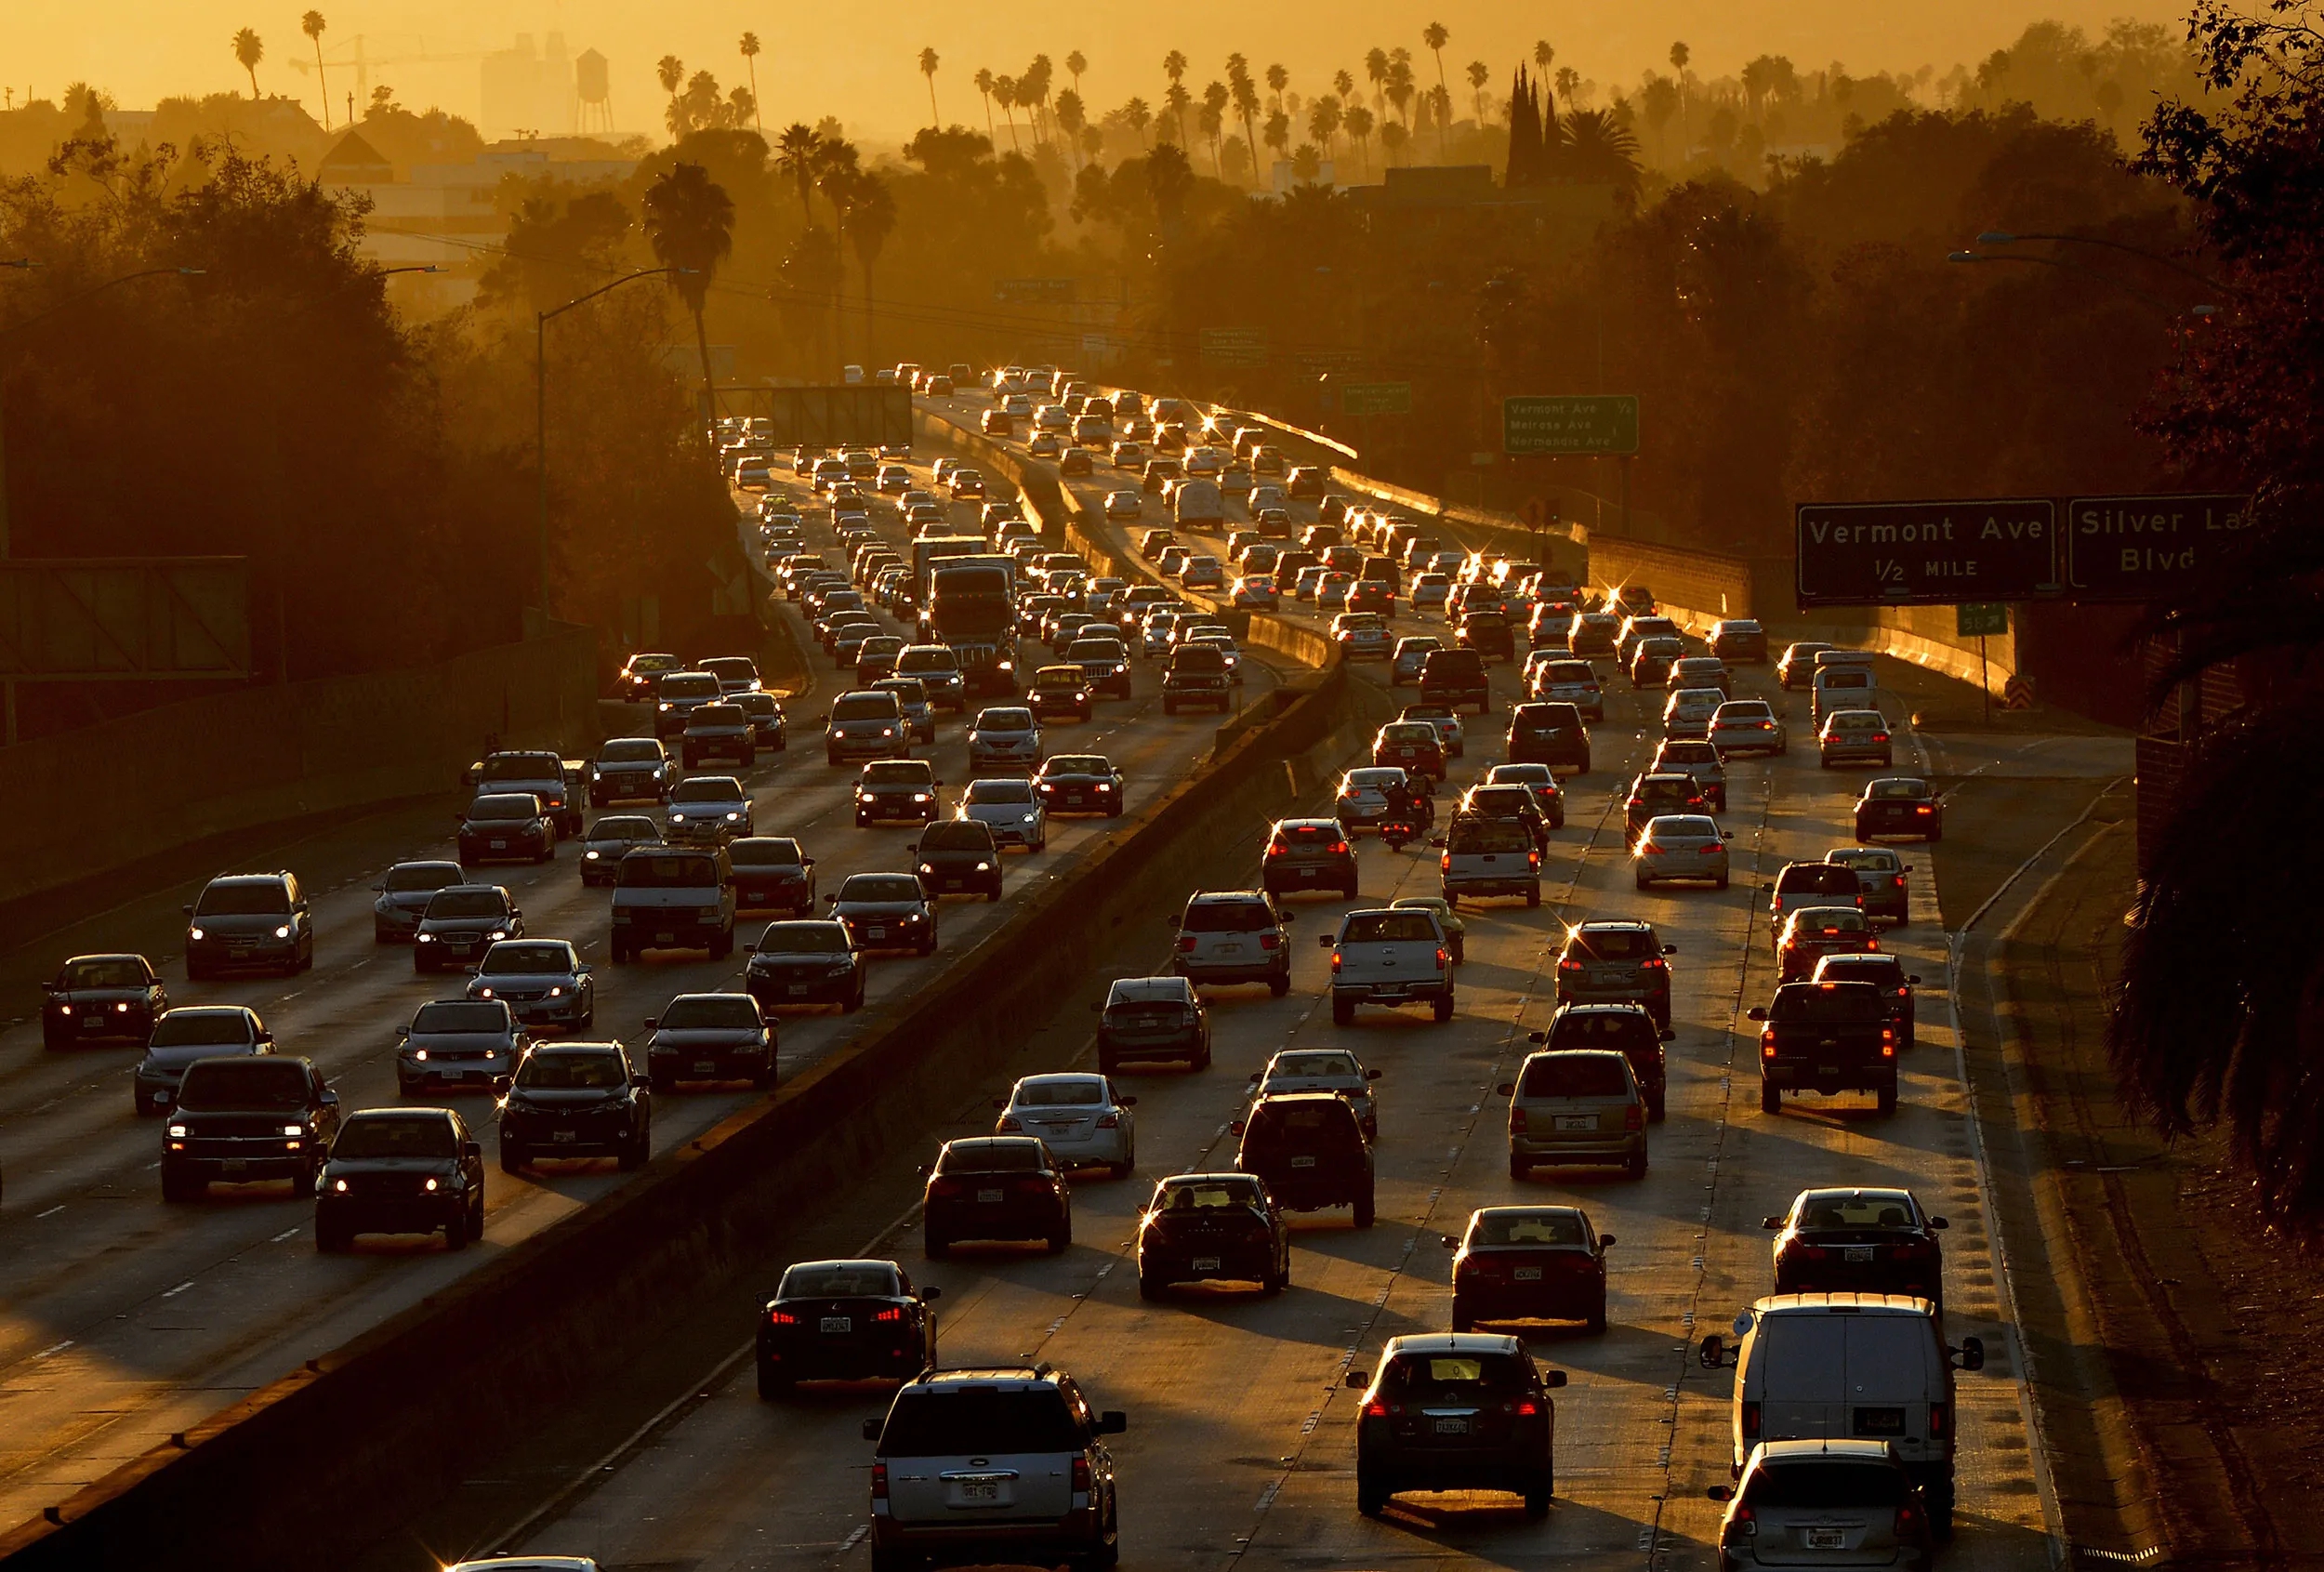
[1235,1091,1375,1227]
[1528,1002,1672,1120]
[1261,818,1359,900]
[183,871,312,980]
[1097,975,1211,1073]
[1352,1333,1566,1518]
[920,1136,1072,1256]
[315,1107,485,1252]
[1419,648,1491,714]
[1553,920,1677,1028]
[42,953,166,1049]
[1623,772,1708,846]
[162,1054,341,1201]
[915,820,1003,901]
[757,1258,939,1396]
[495,1041,653,1172]
[1137,1171,1290,1297]
[1506,702,1591,774]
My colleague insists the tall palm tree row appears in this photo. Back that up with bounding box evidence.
[301,12,329,127]
[640,161,735,416]
[233,28,265,100]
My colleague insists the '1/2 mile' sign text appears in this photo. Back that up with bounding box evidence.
[1795,499,2058,608]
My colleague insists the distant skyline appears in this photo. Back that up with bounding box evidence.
[7,1,2185,148]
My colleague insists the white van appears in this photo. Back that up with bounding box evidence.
[842,363,865,385]
[1171,478,1226,527]
[1810,652,1880,726]
[1698,1292,1984,1537]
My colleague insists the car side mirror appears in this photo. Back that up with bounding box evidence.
[644,1017,659,1030]
[1345,1369,1368,1389]
[181,904,195,916]
[915,1163,931,1178]
[1526,1029,1547,1044]
[1440,1233,1459,1249]
[319,1088,339,1106]
[492,1075,513,1094]
[1662,944,1678,955]
[1598,1234,1617,1248]
[826,894,839,905]
[1496,1081,1515,1097]
[1908,974,1922,985]
[463,1141,482,1161]
[1429,835,1446,848]
[1230,1119,1246,1136]
[1723,831,1734,840]
[861,1419,881,1442]
[631,1075,650,1090]
[1930,1216,1949,1229]
[1366,1067,1382,1080]
[1707,1485,1733,1503]
[1659,1028,1677,1042]
[1316,933,1332,948]
[1954,1336,1986,1372]
[1761,881,1776,892]
[1698,1335,1730,1368]
[1097,1410,1128,1434]
[1543,1369,1568,1389]
[745,945,758,955]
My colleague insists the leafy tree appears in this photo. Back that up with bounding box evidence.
[640,161,734,411]
[232,29,264,100]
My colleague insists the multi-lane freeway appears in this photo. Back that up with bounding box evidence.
[0,440,1283,1534]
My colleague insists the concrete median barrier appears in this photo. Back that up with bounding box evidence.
[0,646,1383,1572]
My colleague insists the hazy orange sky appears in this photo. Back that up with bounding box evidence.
[6,2,2181,145]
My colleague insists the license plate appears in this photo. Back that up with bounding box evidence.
[221,1159,247,1174]
[657,932,677,945]
[1289,1155,1317,1169]
[1433,1417,1469,1434]
[867,928,886,941]
[1554,1115,1595,1131]
[1514,1266,1543,1281]
[1807,1529,1845,1551]
[952,1480,1003,1505]
[821,1316,852,1333]
[1845,1246,1876,1262]
[787,984,810,997]
[694,1060,718,1074]
[1818,1064,1840,1077]
[943,878,961,890]
[1215,943,1242,955]
[82,1017,103,1030]
[552,1129,577,1143]
[977,1187,1003,1204]
[1193,1256,1221,1273]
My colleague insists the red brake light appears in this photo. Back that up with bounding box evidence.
[1761,1029,1777,1057]
[1624,1103,1643,1130]
[1741,1400,1763,1439]
[1072,1457,1092,1492]
[1434,947,1448,971]
[1095,1111,1121,1129]
[1509,1106,1528,1132]
[1441,852,1451,872]
[1558,959,1583,972]
[1928,1402,1948,1437]
[767,1309,799,1325]
[1265,843,1286,857]
[1177,935,1197,952]
[997,1116,1023,1131]
[871,1461,890,1499]
[1506,1398,1541,1417]
[1363,1397,1389,1418]
[1329,950,1342,974]
[873,1306,905,1322]
[1328,839,1349,854]
[1644,957,1667,970]
[1895,1502,1923,1537]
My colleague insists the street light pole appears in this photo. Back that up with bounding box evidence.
[1973,230,2238,296]
[533,266,683,629]
[1943,250,2215,319]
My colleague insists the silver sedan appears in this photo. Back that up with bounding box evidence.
[966,707,1042,773]
[1633,813,1733,890]
[957,777,1049,852]
[993,1073,1136,1178]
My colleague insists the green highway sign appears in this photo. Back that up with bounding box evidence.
[1294,349,1367,375]
[1502,394,1639,456]
[1955,602,2009,638]
[1340,381,1413,416]
[1200,327,1268,367]
[995,277,1076,305]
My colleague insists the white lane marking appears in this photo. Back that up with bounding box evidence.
[32,1340,73,1360]
[35,1205,64,1219]
[162,1280,195,1298]
[271,1227,301,1243]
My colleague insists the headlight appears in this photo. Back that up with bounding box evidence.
[333,1178,350,1192]
[725,811,742,822]
[670,812,687,823]
[912,793,931,802]
[585,850,601,860]
[116,1000,130,1012]
[167,1124,188,1138]
[424,1177,440,1192]
[997,660,1013,671]
[188,927,205,941]
[58,1002,73,1014]
[283,1123,307,1138]
[414,1049,430,1062]
[417,933,435,943]
[548,985,565,997]
[880,727,896,737]
[859,791,876,802]
[1023,812,1037,823]
[659,702,672,711]
[975,862,992,872]
[477,986,495,998]
[489,930,508,942]
[919,863,936,874]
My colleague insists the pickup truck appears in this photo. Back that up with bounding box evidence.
[1161,644,1235,715]
[1748,980,1897,1116]
[465,750,584,836]
[609,846,736,962]
[1320,906,1455,1025]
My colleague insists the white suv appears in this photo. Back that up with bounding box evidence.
[864,1365,1127,1569]
[1172,891,1294,996]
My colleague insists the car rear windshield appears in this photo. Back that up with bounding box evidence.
[780,1263,902,1299]
[1828,849,1899,871]
[601,740,662,762]
[1548,1012,1657,1050]
[1343,912,1439,944]
[921,822,992,851]
[1161,1180,1262,1210]
[878,1388,1081,1457]
[469,796,537,822]
[178,1058,310,1109]
[832,695,900,721]
[1512,706,1576,729]
[842,875,923,902]
[1795,1192,1919,1228]
[426,889,508,918]
[1472,1210,1587,1247]
[1448,821,1532,854]
[1777,865,1862,895]
[412,1001,506,1034]
[1773,986,1885,1023]
[61,958,146,988]
[1049,757,1110,774]
[1250,1102,1361,1141]
[1380,1354,1530,1395]
[1868,779,1931,799]
[659,995,761,1030]
[1273,1052,1361,1079]
[149,1011,250,1048]
[334,1116,457,1159]
[620,855,719,889]
[1521,1053,1631,1098]
[1182,899,1274,932]
[518,1051,627,1089]
[1746,1461,1912,1509]
[1018,1079,1104,1107]
[196,880,290,917]
[1817,957,1904,985]
[731,839,802,867]
[760,923,849,954]
[938,1143,1042,1174]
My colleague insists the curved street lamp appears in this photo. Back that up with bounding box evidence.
[1945,249,2218,319]
[1973,230,2238,296]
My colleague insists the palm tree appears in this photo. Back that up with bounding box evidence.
[1421,21,1450,153]
[994,76,1021,149]
[740,33,763,130]
[641,162,735,413]
[1365,47,1389,113]
[1554,66,1580,102]
[1197,91,1227,176]
[1670,41,1693,150]
[919,47,941,127]
[1226,56,1262,182]
[775,123,823,221]
[1266,62,1289,111]
[1467,59,1490,124]
[1020,56,1054,145]
[1067,49,1089,98]
[1308,95,1342,158]
[1535,40,1554,73]
[1124,97,1153,150]
[233,28,264,100]
[301,12,329,127]
[1385,63,1414,130]
[1344,103,1375,176]
[1263,108,1289,167]
[844,172,897,363]
[1641,73,1680,165]
[1162,83,1191,145]
[973,67,997,141]
[657,54,685,133]
[1562,108,1642,198]
[1380,118,1408,166]
[1056,90,1087,168]
[813,137,861,231]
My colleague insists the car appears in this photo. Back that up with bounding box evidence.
[1668,654,1733,695]
[1630,636,1686,687]
[919,1135,1072,1255]
[1066,636,1134,698]
[1710,1439,1937,1572]
[1777,641,1838,689]
[1750,978,1900,1114]
[413,883,523,971]
[1554,919,1676,1026]
[895,645,966,712]
[957,776,1048,852]
[1338,764,1423,833]
[644,991,776,1090]
[652,669,725,739]
[134,1005,271,1116]
[1352,1334,1565,1519]
[1445,1205,1613,1333]
[1663,686,1726,740]
[1651,737,1730,811]
[41,953,166,1049]
[576,816,661,888]
[746,919,865,1013]
[1181,553,1225,589]
[1826,844,1913,925]
[1764,1184,1946,1308]
[1633,813,1734,890]
[464,939,594,1031]
[1776,905,1882,982]
[1419,648,1491,714]
[756,1258,939,1396]
[1708,617,1767,661]
[1709,698,1789,757]
[1034,753,1125,816]
[666,774,754,842]
[371,859,466,942]
[1855,776,1944,840]
[915,819,1004,901]
[1137,1171,1290,1296]
[1409,572,1451,611]
[1029,663,1096,722]
[315,1107,485,1251]
[1625,771,1709,847]
[1818,708,1895,767]
[700,654,763,695]
[615,651,684,703]
[1527,1000,1671,1120]
[861,1363,1123,1567]
[1500,1048,1650,1178]
[395,997,525,1098]
[853,759,941,826]
[1170,890,1295,996]
[1229,575,1280,609]
[1531,656,1604,720]
[1390,636,1442,685]
[1456,610,1517,663]
[1235,1090,1374,1226]
[1248,1046,1380,1140]
[854,636,907,686]
[183,871,313,979]
[1088,973,1209,1072]
[587,736,674,806]
[1506,701,1592,774]
[1456,783,1553,853]
[994,1073,1136,1178]
[1139,526,1176,558]
[964,706,1042,773]
[829,871,939,955]
[1261,816,1359,899]
[1364,723,1442,786]
[725,836,815,916]
[456,792,556,866]
[1483,762,1566,828]
[161,1052,341,1201]
[826,689,910,764]
[871,676,936,744]
[494,1040,650,1172]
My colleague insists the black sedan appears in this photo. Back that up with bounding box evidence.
[1137,1172,1289,1297]
[731,836,817,915]
[456,792,557,865]
[746,920,865,1012]
[1765,1185,1948,1310]
[1445,1205,1614,1333]
[644,991,776,1090]
[578,816,662,887]
[315,1107,485,1252]
[914,820,1003,902]
[42,953,166,1049]
[828,874,938,956]
[1855,776,1945,841]
[756,1258,940,1397]
[494,1041,652,1173]
[854,760,943,826]
[1034,753,1126,817]
[919,1136,1071,1258]
[412,884,522,973]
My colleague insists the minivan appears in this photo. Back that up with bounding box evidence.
[1699,1294,1984,1539]
[1437,814,1542,908]
[1811,652,1881,726]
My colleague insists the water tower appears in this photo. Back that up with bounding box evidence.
[575,48,613,133]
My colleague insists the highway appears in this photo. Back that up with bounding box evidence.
[0,441,1282,1533]
[505,404,2067,1571]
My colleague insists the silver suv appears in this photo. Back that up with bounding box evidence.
[1172,892,1293,996]
[1499,1048,1648,1181]
[864,1365,1127,1569]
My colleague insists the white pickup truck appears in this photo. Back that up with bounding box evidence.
[1319,907,1456,1025]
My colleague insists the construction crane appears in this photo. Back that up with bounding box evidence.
[284,36,487,111]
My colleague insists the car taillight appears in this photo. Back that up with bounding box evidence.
[1729,1504,1757,1536]
[1895,1501,1923,1538]
[1895,874,1908,885]
[1504,1398,1541,1417]
[1096,1112,1121,1128]
[1867,937,1882,951]
[1558,959,1582,972]
[1328,839,1349,854]
[767,1309,799,1325]
[1072,1457,1092,1492]
[1435,947,1448,971]
[1459,1256,1498,1279]
[1329,950,1342,974]
[873,1306,905,1323]
[1741,1400,1762,1439]
[1527,850,1541,867]
[1265,843,1286,857]
[1363,1397,1389,1418]
[1259,933,1280,950]
[1928,1402,1948,1438]
[1762,1029,1777,1058]
[1509,1106,1528,1133]
[1441,852,1452,872]
[1644,957,1667,971]
[871,1461,889,1499]
[928,1177,964,1198]
[1624,1103,1643,1130]
[997,1116,1023,1130]
[1177,935,1197,952]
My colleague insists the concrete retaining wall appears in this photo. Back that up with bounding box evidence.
[0,655,1385,1572]
[0,627,601,906]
